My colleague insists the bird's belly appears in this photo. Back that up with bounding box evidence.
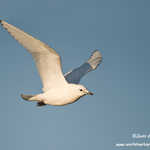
[43,92,80,106]
[45,97,74,106]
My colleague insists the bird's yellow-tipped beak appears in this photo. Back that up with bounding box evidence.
[88,91,94,95]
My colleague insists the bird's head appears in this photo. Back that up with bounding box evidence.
[69,84,94,97]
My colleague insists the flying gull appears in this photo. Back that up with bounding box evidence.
[0,20,102,106]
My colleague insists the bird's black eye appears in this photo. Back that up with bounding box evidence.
[80,89,83,91]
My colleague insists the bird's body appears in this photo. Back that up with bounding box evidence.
[22,84,87,106]
[0,20,102,106]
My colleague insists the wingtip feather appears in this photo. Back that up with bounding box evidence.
[87,50,102,70]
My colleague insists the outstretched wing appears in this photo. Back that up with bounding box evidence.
[0,20,67,92]
[64,50,102,84]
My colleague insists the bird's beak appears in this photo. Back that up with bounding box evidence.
[88,91,94,95]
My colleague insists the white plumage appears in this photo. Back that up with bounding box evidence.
[0,20,102,106]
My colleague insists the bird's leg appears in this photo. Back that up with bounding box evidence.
[37,101,47,107]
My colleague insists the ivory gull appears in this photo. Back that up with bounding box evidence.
[0,20,102,106]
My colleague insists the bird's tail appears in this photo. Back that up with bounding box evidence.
[21,94,46,107]
[87,50,102,70]
[21,94,38,101]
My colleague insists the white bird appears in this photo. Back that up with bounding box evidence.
[0,20,102,106]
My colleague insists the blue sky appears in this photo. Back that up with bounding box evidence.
[0,0,150,149]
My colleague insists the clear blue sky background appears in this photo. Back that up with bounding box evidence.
[0,0,150,149]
